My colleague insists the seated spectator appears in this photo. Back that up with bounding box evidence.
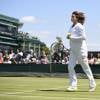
[9,49,15,60]
[30,53,37,64]
[40,55,48,64]
[31,57,37,63]
[15,54,22,64]
[0,53,3,64]
[39,51,49,64]
[25,52,31,64]
[95,53,100,64]
[52,52,61,63]
[17,49,23,57]
[88,57,95,64]
[62,53,69,64]
[96,58,100,64]
[88,53,95,64]
[14,49,23,64]
[93,57,98,64]
[3,55,11,64]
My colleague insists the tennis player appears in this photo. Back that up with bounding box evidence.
[67,11,96,92]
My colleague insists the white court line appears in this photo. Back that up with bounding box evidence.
[0,82,99,96]
[0,94,100,100]
[0,83,99,95]
[0,87,64,95]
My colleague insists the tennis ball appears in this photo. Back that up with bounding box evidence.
[67,33,71,39]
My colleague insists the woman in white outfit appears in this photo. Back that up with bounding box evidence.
[67,11,96,92]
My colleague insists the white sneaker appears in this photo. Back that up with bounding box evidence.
[89,86,96,92]
[67,86,77,91]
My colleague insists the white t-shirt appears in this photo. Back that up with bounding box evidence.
[68,23,87,55]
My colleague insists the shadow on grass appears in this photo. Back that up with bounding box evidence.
[37,89,88,92]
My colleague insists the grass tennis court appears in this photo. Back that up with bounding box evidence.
[0,77,100,100]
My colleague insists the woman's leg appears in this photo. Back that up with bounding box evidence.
[68,51,77,87]
[78,55,96,89]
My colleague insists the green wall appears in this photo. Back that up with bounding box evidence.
[0,64,100,74]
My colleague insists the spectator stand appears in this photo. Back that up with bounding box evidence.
[50,41,69,72]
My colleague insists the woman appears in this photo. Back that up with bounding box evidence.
[67,11,96,92]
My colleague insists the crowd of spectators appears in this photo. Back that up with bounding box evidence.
[88,52,100,64]
[0,49,49,64]
[0,49,100,64]
[52,51,100,64]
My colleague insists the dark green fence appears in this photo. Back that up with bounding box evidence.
[0,64,100,74]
